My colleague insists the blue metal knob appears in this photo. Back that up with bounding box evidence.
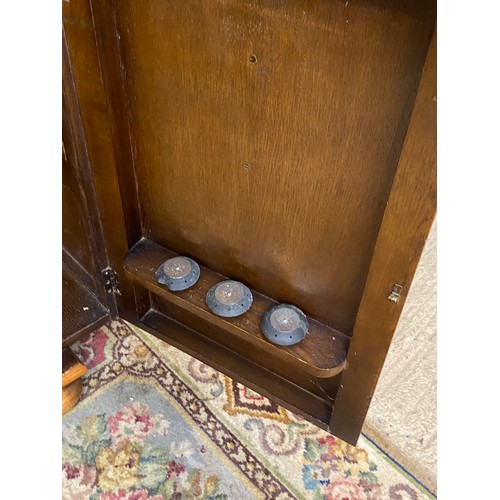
[206,280,253,317]
[260,303,308,346]
[156,256,200,291]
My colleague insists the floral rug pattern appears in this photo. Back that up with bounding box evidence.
[63,400,227,499]
[63,320,435,499]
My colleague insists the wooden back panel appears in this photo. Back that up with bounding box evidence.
[113,0,434,334]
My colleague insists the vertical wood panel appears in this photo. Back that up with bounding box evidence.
[114,0,435,333]
[88,0,143,246]
[331,30,437,444]
[63,1,139,316]
[63,37,109,306]
[62,131,95,279]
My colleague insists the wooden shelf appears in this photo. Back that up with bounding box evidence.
[124,239,349,378]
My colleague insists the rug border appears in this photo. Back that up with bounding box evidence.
[73,322,296,499]
[129,321,436,498]
[129,322,303,499]
[361,432,437,498]
[130,321,436,499]
[68,371,265,498]
[76,320,436,499]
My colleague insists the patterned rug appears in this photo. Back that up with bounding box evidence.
[63,320,436,499]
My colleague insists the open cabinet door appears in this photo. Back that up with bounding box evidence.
[62,35,115,346]
[62,0,436,445]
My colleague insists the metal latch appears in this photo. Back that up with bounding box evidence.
[388,284,403,304]
[102,268,121,295]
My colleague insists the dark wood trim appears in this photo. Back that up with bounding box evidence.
[63,1,136,316]
[63,34,113,311]
[62,248,95,299]
[330,30,437,445]
[87,0,142,246]
[62,259,110,347]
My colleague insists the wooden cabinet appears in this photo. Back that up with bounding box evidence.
[62,62,113,346]
[62,0,436,445]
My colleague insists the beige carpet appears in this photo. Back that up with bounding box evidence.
[362,220,437,493]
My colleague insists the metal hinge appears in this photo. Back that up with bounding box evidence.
[388,283,403,304]
[102,268,121,295]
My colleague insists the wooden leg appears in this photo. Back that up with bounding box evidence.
[62,347,88,415]
[62,378,83,415]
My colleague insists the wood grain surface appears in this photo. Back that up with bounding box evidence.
[113,0,435,334]
[62,132,94,281]
[124,238,350,377]
[331,30,437,444]
[63,50,108,305]
[63,378,83,415]
[62,347,88,388]
[63,2,134,316]
[62,259,109,346]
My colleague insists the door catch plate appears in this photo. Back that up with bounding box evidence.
[388,284,403,303]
